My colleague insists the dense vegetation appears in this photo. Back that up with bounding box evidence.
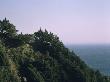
[0,18,110,82]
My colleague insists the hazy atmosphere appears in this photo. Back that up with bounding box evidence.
[0,0,110,44]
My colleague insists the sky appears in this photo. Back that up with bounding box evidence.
[0,0,110,44]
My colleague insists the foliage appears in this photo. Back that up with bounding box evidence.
[0,18,17,39]
[0,18,110,82]
[17,33,34,44]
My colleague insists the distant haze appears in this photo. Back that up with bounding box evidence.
[0,0,110,44]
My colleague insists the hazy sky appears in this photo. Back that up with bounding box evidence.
[0,0,110,44]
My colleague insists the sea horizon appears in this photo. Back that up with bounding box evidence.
[66,44,110,76]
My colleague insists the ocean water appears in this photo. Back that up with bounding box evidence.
[66,44,110,76]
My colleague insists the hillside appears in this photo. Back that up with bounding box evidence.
[0,18,110,82]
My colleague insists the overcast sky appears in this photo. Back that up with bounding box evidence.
[0,0,110,44]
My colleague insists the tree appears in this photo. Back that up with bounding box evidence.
[0,18,18,47]
[0,18,17,40]
[17,33,34,44]
[32,29,64,54]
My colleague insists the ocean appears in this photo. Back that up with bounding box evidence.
[66,44,110,76]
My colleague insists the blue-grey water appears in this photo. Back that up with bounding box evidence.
[66,44,110,76]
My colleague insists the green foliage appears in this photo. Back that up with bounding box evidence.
[0,18,19,47]
[0,18,17,40]
[17,33,34,44]
[0,18,110,82]
[0,43,21,82]
[33,29,64,54]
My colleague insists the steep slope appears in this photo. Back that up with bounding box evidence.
[0,36,109,82]
[0,18,110,82]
